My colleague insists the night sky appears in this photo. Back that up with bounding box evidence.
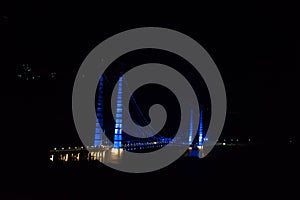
[2,3,297,143]
[0,2,298,197]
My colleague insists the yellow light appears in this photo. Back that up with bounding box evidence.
[111,148,123,154]
[197,146,203,150]
[64,154,68,161]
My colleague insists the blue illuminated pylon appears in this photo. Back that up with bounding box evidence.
[94,76,104,147]
[113,76,123,148]
[188,109,193,145]
[198,109,203,146]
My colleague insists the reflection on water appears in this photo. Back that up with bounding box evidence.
[97,148,204,165]
[50,147,204,164]
[82,148,125,164]
[100,148,204,165]
[103,148,124,164]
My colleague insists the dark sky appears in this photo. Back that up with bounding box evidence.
[1,3,298,150]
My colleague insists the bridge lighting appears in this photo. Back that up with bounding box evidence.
[113,77,123,148]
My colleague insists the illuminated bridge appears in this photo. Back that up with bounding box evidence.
[93,75,206,152]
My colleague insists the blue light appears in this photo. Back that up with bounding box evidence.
[114,135,122,141]
[113,77,123,148]
[95,134,101,140]
[94,76,104,147]
[95,128,101,133]
[198,109,203,146]
[115,123,122,128]
[189,109,193,145]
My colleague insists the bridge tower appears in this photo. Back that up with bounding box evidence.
[198,109,204,147]
[113,76,123,148]
[94,76,105,147]
[188,109,193,145]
